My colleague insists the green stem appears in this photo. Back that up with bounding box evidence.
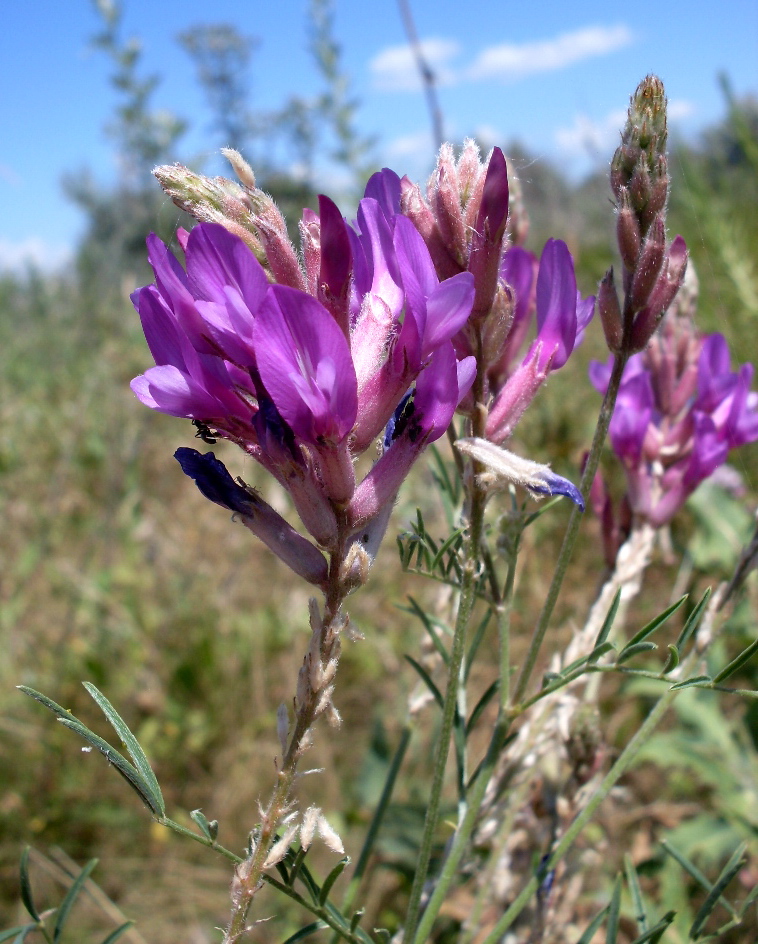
[337,724,412,927]
[410,713,511,944]
[409,528,517,943]
[480,680,679,944]
[513,351,629,705]
[402,481,488,944]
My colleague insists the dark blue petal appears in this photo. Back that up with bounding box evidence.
[174,447,254,515]
[529,471,585,511]
[382,390,415,451]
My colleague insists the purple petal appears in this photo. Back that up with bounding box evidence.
[186,223,268,312]
[355,198,404,313]
[175,447,255,514]
[364,168,402,217]
[318,194,352,299]
[414,343,460,442]
[254,286,358,444]
[131,365,224,418]
[500,247,536,326]
[132,284,184,367]
[528,471,585,510]
[535,239,578,371]
[394,214,439,300]
[475,147,509,243]
[422,273,476,357]
[609,372,654,464]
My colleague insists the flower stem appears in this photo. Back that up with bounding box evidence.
[513,351,628,705]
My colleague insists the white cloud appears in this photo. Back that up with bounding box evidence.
[467,25,634,82]
[555,109,628,160]
[0,237,73,274]
[369,38,460,91]
[668,99,695,122]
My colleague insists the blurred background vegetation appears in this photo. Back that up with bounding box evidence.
[1,1,757,940]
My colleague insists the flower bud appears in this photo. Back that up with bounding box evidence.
[429,143,467,267]
[629,214,666,311]
[629,235,688,352]
[616,189,641,271]
[400,177,460,280]
[598,267,623,353]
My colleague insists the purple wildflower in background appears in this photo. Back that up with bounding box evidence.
[591,318,758,526]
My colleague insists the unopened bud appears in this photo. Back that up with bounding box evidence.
[481,283,514,368]
[629,158,652,214]
[429,144,467,266]
[400,178,460,280]
[629,215,666,311]
[629,235,688,351]
[221,147,257,192]
[456,138,482,207]
[616,189,641,271]
[598,268,623,353]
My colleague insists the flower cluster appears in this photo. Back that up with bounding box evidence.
[131,187,478,585]
[383,142,596,444]
[590,279,758,529]
[133,145,592,584]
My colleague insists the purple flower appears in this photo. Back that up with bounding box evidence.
[532,239,593,372]
[254,286,358,447]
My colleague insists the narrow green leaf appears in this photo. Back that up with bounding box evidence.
[0,928,35,943]
[82,683,165,816]
[624,595,687,650]
[17,686,77,722]
[669,675,713,692]
[466,681,499,736]
[13,929,34,944]
[624,854,648,934]
[318,857,349,906]
[99,922,135,944]
[190,809,214,841]
[524,496,562,526]
[629,911,675,944]
[403,598,450,663]
[430,528,466,574]
[662,645,680,675]
[589,588,622,659]
[373,930,392,944]
[661,841,739,920]
[617,641,658,665]
[587,641,616,665]
[465,609,492,681]
[57,719,161,815]
[280,920,327,944]
[606,875,622,944]
[349,911,365,933]
[404,656,444,709]
[352,927,374,944]
[738,880,758,916]
[53,858,98,943]
[713,637,758,683]
[575,905,609,944]
[19,848,40,922]
[676,588,712,651]
[690,843,747,939]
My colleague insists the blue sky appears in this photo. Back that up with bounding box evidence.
[2,0,756,271]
